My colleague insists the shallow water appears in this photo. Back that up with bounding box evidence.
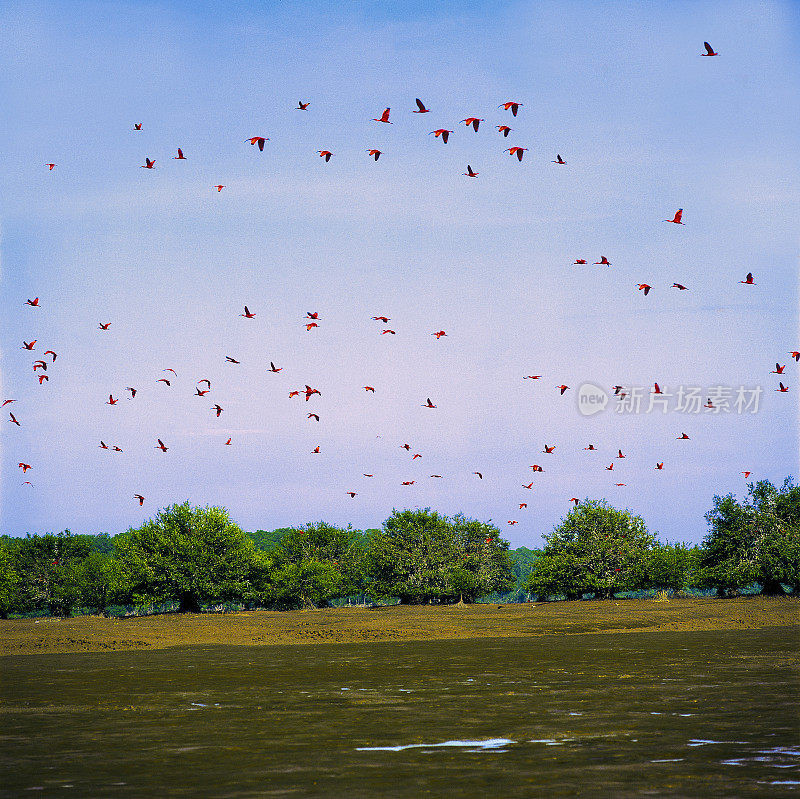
[1,627,797,797]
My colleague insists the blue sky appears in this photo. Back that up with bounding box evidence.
[2,0,798,546]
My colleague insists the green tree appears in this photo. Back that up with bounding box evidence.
[0,544,21,618]
[525,500,655,600]
[365,509,513,604]
[262,522,365,608]
[646,543,701,593]
[4,532,93,615]
[700,478,800,595]
[115,502,258,612]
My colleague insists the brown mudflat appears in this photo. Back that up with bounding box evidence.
[2,596,797,656]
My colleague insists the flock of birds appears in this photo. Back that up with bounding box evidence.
[7,40,797,530]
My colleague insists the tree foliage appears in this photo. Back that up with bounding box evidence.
[526,500,655,599]
[365,509,513,604]
[700,478,800,595]
[115,502,259,611]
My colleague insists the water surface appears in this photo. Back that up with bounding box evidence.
[1,627,797,797]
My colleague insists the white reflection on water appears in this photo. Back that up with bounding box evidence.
[357,738,514,752]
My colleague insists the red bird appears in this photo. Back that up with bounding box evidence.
[702,41,718,56]
[368,149,382,161]
[506,147,527,161]
[499,101,523,116]
[584,444,597,451]
[297,100,310,110]
[98,322,111,330]
[677,433,690,439]
[653,383,663,394]
[268,362,282,373]
[225,438,232,445]
[617,449,625,458]
[226,356,240,364]
[614,483,627,487]
[246,136,269,151]
[38,375,48,384]
[606,463,614,471]
[45,350,57,361]
[241,306,256,318]
[157,378,170,386]
[519,503,528,509]
[213,185,225,192]
[401,444,411,451]
[522,482,534,489]
[99,441,109,449]
[570,498,580,505]
[656,463,664,470]
[381,329,396,335]
[665,209,684,224]
[134,494,145,506]
[463,165,479,178]
[461,117,483,132]
[473,472,483,479]
[9,412,20,426]
[46,163,56,170]
[112,446,123,452]
[306,322,319,330]
[777,382,789,393]
[22,340,36,350]
[401,481,415,485]
[552,154,567,165]
[373,316,390,322]
[507,520,518,525]
[174,148,186,160]
[771,364,785,374]
[496,125,512,137]
[740,272,755,285]
[2,400,17,407]
[672,283,688,290]
[595,256,611,266]
[26,297,39,306]
[195,388,210,396]
[155,439,168,452]
[530,465,544,472]
[308,413,319,421]
[413,98,430,113]
[304,385,321,400]
[141,158,155,169]
[289,390,300,398]
[106,394,118,405]
[306,311,319,319]
[557,385,569,395]
[212,404,223,417]
[364,386,375,392]
[543,445,555,454]
[373,108,391,123]
[33,360,47,372]
[742,471,751,478]
[198,379,211,388]
[523,375,541,380]
[637,283,652,295]
[789,351,800,362]
[422,397,436,408]
[430,129,452,143]
[574,259,587,264]
[432,330,447,338]
[346,492,357,498]
[19,463,32,472]
[430,474,442,478]
[133,123,142,130]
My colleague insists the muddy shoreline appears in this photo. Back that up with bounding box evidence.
[1,596,797,657]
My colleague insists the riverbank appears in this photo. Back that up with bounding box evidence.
[2,596,797,656]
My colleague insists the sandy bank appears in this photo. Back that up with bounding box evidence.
[1,596,797,656]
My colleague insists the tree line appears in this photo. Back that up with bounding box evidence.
[1,478,797,618]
